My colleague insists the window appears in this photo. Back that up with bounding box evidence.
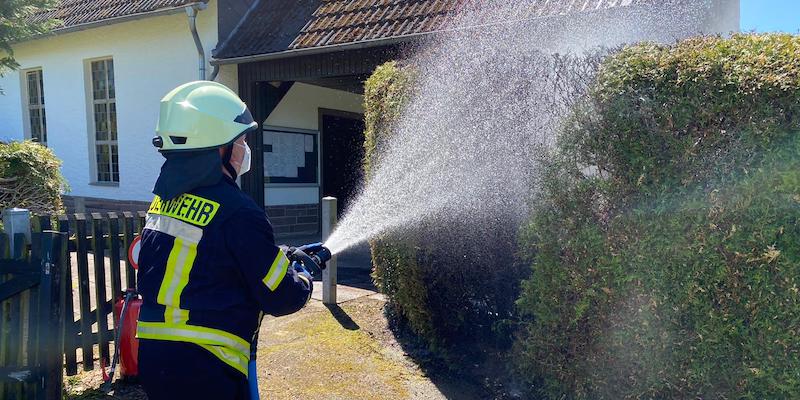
[25,70,47,145]
[90,59,118,183]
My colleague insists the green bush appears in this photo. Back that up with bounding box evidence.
[0,140,67,214]
[365,62,525,349]
[515,34,800,399]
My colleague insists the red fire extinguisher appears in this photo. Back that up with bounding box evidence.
[113,289,141,378]
[102,236,142,391]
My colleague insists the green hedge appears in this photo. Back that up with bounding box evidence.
[0,141,67,214]
[515,34,800,399]
[365,62,525,350]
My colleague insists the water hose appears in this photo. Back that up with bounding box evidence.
[249,312,264,400]
[100,289,137,393]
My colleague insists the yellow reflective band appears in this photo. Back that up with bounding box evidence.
[198,344,249,375]
[262,250,289,291]
[157,237,198,323]
[167,306,189,325]
[148,194,220,227]
[136,321,250,355]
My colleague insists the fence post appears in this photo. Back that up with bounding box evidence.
[321,197,337,305]
[2,208,31,259]
[2,208,31,398]
[35,232,65,400]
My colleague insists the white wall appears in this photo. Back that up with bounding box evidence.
[0,60,24,142]
[264,83,363,206]
[707,0,741,35]
[0,0,238,202]
[265,83,363,130]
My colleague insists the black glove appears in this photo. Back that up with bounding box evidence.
[279,245,298,260]
[293,262,314,293]
[288,248,308,262]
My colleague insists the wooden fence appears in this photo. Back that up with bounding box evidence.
[30,211,146,376]
[0,231,67,399]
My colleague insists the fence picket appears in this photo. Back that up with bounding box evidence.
[74,214,93,371]
[91,213,110,365]
[58,215,78,376]
[122,212,136,289]
[8,234,27,381]
[107,213,122,302]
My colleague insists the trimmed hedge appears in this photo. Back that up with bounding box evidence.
[365,62,525,349]
[0,141,67,214]
[515,34,800,399]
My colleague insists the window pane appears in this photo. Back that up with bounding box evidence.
[41,108,47,144]
[107,60,115,99]
[39,72,45,105]
[29,108,41,140]
[94,103,108,140]
[109,102,117,141]
[27,71,39,105]
[92,61,106,100]
[96,145,110,182]
[111,144,119,182]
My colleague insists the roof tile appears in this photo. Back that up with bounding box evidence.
[31,0,201,30]
[215,0,653,59]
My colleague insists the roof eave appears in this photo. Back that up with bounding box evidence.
[211,31,436,66]
[21,2,206,42]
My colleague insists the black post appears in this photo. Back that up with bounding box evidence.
[34,232,65,400]
[241,81,267,209]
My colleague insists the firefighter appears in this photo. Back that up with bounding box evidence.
[136,81,313,400]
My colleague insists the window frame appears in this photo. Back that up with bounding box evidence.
[21,68,47,145]
[84,57,119,185]
[263,125,321,188]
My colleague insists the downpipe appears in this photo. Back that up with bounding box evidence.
[185,3,208,80]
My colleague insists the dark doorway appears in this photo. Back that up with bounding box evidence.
[321,110,365,218]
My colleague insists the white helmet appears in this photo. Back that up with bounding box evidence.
[153,81,257,152]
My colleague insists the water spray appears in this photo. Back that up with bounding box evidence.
[322,0,713,254]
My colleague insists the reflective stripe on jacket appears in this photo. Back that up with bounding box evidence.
[136,177,312,375]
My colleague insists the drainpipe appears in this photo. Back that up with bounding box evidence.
[186,3,208,80]
[209,64,220,81]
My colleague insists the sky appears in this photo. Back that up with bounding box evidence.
[740,0,800,33]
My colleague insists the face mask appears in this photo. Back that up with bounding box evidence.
[235,141,252,176]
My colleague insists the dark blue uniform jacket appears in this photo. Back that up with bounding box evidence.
[136,176,311,375]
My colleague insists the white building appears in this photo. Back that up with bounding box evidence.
[0,0,739,236]
[0,0,237,212]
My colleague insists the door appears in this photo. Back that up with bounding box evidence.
[321,111,365,217]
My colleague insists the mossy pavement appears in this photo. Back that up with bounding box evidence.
[65,286,476,399]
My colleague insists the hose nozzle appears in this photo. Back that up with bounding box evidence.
[286,242,332,276]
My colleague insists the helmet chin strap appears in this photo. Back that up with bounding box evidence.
[222,144,238,178]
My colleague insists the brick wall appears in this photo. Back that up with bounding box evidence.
[266,204,320,235]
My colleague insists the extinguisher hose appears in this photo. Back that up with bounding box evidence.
[249,312,265,400]
[106,290,135,384]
